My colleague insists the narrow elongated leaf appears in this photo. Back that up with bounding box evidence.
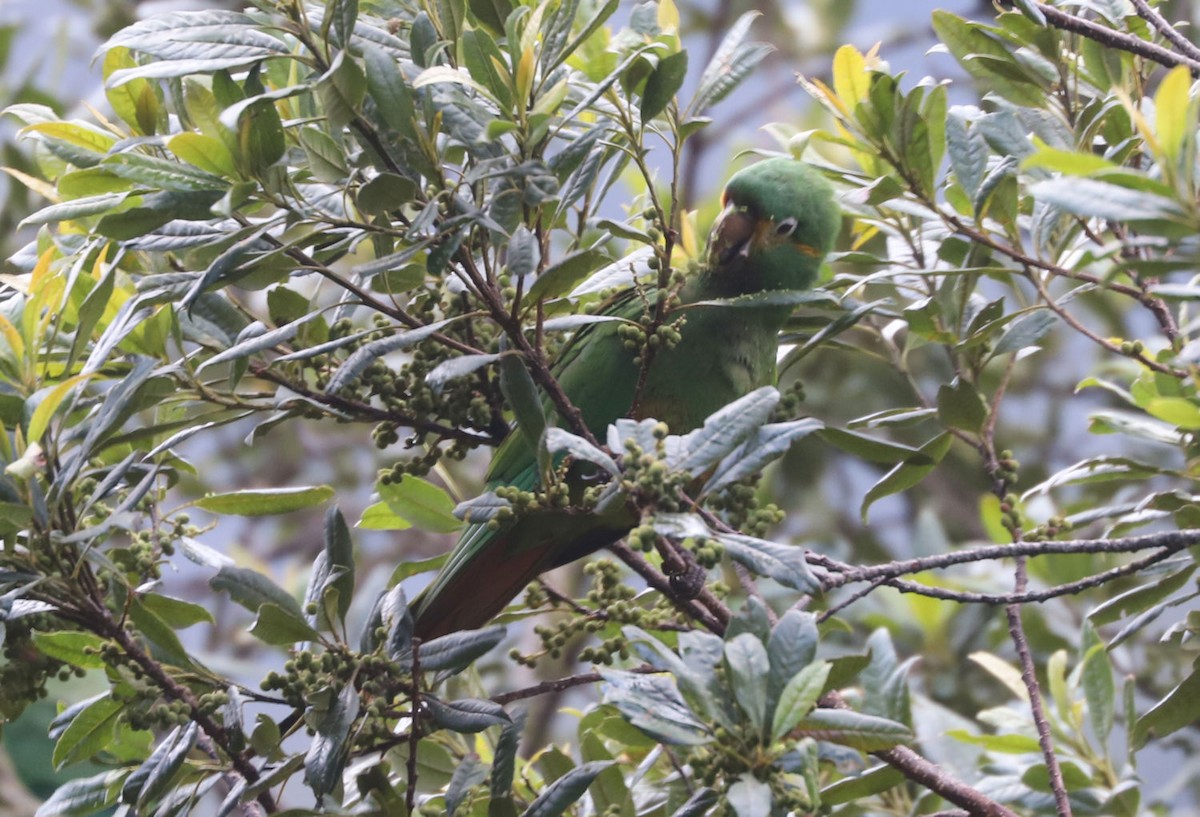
[423,696,510,732]
[671,387,779,475]
[542,427,619,476]
[725,633,770,733]
[1030,178,1188,223]
[52,695,122,769]
[1132,668,1200,748]
[691,12,771,113]
[792,709,913,750]
[521,761,613,817]
[303,506,355,629]
[210,564,305,619]
[715,532,817,592]
[122,722,198,808]
[861,433,952,520]
[325,316,463,394]
[446,754,488,816]
[703,418,822,494]
[500,349,546,454]
[426,353,505,392]
[771,661,831,740]
[249,602,322,645]
[197,485,334,515]
[601,670,711,745]
[417,626,506,674]
[33,770,123,817]
[304,683,360,797]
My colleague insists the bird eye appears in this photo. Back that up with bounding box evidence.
[776,217,798,236]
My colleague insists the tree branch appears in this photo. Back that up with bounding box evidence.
[1035,2,1200,74]
[814,529,1200,589]
[821,691,1020,817]
[1129,0,1200,64]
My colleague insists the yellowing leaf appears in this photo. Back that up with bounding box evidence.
[28,373,96,441]
[20,121,116,154]
[657,0,679,33]
[1145,397,1200,429]
[516,46,536,109]
[168,133,237,177]
[0,314,25,364]
[832,44,869,109]
[1155,64,1193,162]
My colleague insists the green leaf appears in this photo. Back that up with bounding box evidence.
[299,126,350,182]
[641,50,687,120]
[32,631,107,669]
[690,12,772,113]
[542,427,619,476]
[521,761,613,817]
[28,373,96,442]
[1155,64,1193,163]
[771,661,831,741]
[507,225,540,279]
[946,729,1041,753]
[1082,639,1115,742]
[714,532,818,592]
[20,193,130,229]
[122,722,198,808]
[601,669,712,745]
[500,349,546,455]
[304,682,360,797]
[727,773,771,817]
[426,353,505,392]
[816,427,932,465]
[304,506,355,629]
[1030,177,1188,223]
[936,379,987,432]
[53,695,122,769]
[32,770,123,816]
[417,626,507,674]
[196,485,334,515]
[129,597,196,668]
[861,433,953,521]
[326,316,465,394]
[379,476,462,533]
[1089,563,1195,625]
[791,708,913,751]
[703,419,823,494]
[249,602,322,645]
[725,633,770,733]
[671,387,780,475]
[358,501,413,530]
[992,310,1056,355]
[446,754,489,816]
[820,763,905,805]
[210,564,305,619]
[424,696,511,733]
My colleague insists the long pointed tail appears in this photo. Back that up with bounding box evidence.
[411,530,548,640]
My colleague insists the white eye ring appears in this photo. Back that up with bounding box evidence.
[775,217,798,236]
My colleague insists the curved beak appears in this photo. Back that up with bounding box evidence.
[709,204,756,265]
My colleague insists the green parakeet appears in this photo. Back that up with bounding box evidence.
[412,158,840,638]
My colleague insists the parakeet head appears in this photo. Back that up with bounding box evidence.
[706,158,840,293]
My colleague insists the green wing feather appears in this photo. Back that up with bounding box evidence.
[411,289,646,638]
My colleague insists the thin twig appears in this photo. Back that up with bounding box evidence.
[1036,2,1200,74]
[491,665,660,705]
[1129,0,1200,63]
[821,691,1020,817]
[813,528,1200,588]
